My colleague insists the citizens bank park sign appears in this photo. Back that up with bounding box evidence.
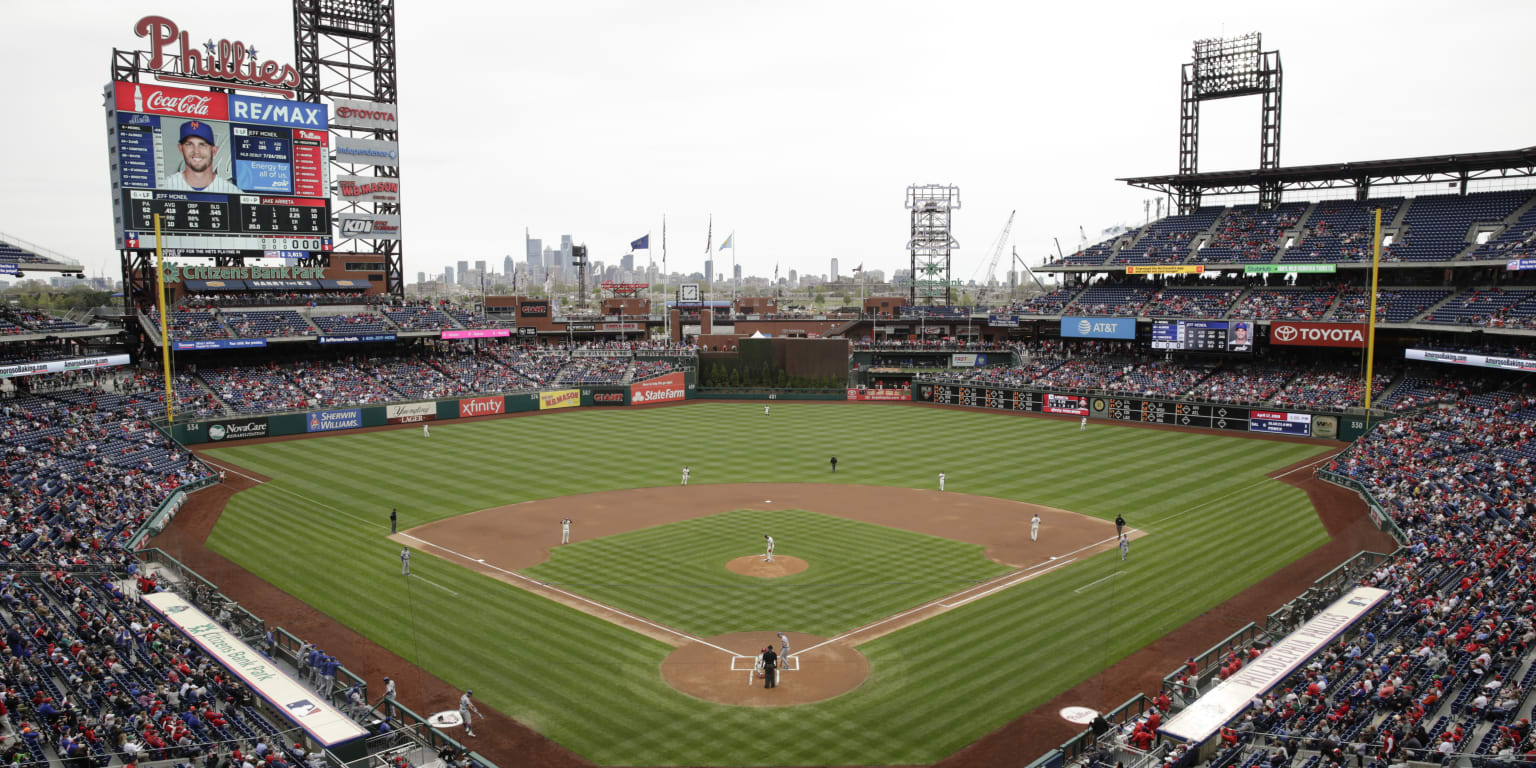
[1268,321,1367,349]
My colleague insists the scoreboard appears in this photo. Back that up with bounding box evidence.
[1150,320,1253,353]
[923,384,1088,415]
[1103,398,1251,431]
[108,81,333,254]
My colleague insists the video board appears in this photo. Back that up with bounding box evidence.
[1150,320,1253,352]
[108,81,333,254]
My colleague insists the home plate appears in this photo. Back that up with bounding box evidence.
[765,500,772,503]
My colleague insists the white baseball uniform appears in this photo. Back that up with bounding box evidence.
[764,535,775,562]
[423,423,430,437]
[1031,514,1040,541]
[1080,416,1087,431]
[459,691,481,736]
[561,518,571,544]
[764,405,770,416]
[938,472,946,491]
[400,548,410,576]
[1119,534,1129,561]
[682,467,690,486]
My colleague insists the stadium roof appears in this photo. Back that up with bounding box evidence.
[1120,145,1536,196]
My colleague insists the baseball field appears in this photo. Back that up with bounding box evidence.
[194,402,1333,766]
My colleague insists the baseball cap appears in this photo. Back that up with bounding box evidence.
[179,121,215,145]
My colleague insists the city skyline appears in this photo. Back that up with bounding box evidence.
[2,2,1533,286]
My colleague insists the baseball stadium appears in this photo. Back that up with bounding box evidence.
[1,4,1535,768]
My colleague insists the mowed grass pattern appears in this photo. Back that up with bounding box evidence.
[203,403,1330,766]
[525,508,1012,637]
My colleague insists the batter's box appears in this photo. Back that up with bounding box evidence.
[732,654,800,685]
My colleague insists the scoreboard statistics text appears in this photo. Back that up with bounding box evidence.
[1104,398,1251,431]
[1150,320,1253,353]
[109,81,333,254]
[924,384,1088,415]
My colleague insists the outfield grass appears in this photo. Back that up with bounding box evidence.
[202,403,1330,766]
[524,508,1012,637]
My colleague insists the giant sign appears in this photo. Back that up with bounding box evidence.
[519,300,550,317]
[631,372,686,404]
[142,592,367,747]
[1268,321,1367,349]
[109,82,332,254]
[1060,316,1135,340]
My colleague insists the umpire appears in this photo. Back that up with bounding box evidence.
[762,646,778,689]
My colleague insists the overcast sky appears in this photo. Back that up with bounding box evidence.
[3,1,1533,283]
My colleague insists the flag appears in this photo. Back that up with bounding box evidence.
[720,233,733,251]
[630,234,649,251]
[705,215,712,254]
[852,262,864,273]
[774,262,779,282]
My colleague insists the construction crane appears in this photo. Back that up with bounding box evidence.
[977,210,1015,307]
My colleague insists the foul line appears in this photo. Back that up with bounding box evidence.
[409,574,459,596]
[398,532,739,657]
[1073,570,1126,594]
[1143,451,1340,527]
[939,558,1076,608]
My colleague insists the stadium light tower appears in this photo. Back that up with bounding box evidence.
[1177,33,1283,212]
[906,184,960,306]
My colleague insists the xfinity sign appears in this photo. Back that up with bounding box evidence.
[1269,322,1367,349]
[1060,316,1135,340]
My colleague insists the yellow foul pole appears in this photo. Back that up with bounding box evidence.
[154,214,175,424]
[1361,208,1382,429]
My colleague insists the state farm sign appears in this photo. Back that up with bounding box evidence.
[1269,322,1367,349]
[458,396,506,418]
[630,372,686,404]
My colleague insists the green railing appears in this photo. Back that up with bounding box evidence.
[1159,622,1269,705]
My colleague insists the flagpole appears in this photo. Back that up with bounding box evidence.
[662,215,669,341]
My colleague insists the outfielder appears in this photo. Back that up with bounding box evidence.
[1119,533,1129,561]
[1080,416,1087,431]
[459,690,482,737]
[400,547,411,576]
[560,517,571,545]
[423,423,430,438]
[1031,513,1040,542]
[764,534,775,563]
[764,405,770,416]
[681,466,690,486]
[938,472,946,492]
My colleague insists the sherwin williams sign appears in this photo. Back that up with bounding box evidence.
[1060,316,1135,339]
[539,389,580,410]
[306,409,362,432]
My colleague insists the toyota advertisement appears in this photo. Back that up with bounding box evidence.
[631,373,686,404]
[1269,322,1367,349]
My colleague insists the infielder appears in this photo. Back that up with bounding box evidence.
[764,534,775,563]
[560,517,571,545]
[400,547,411,576]
[1031,513,1041,542]
[938,472,946,491]
[423,423,430,438]
[681,466,690,486]
[459,689,482,737]
[1119,533,1129,561]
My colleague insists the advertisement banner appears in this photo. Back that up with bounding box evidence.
[1158,587,1388,745]
[441,328,511,340]
[631,372,687,404]
[1043,393,1089,416]
[458,396,505,418]
[141,591,368,747]
[516,326,538,338]
[987,314,1020,327]
[1249,410,1312,435]
[950,353,978,368]
[172,338,269,351]
[328,97,399,130]
[318,333,396,345]
[0,354,131,379]
[1404,348,1536,373]
[306,409,362,433]
[1060,317,1136,340]
[1268,322,1367,348]
[601,323,641,331]
[847,389,913,401]
[1506,259,1536,271]
[334,175,400,203]
[386,402,436,424]
[205,416,269,442]
[591,390,627,406]
[1245,264,1338,274]
[518,300,550,317]
[333,136,399,166]
[1125,265,1204,275]
[335,213,402,241]
[539,389,580,410]
[0,264,16,275]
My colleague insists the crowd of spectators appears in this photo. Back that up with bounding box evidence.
[1229,288,1338,321]
[176,291,384,308]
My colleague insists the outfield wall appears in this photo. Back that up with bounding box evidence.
[915,381,1371,441]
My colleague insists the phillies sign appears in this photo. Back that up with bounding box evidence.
[1269,322,1367,349]
[134,15,300,96]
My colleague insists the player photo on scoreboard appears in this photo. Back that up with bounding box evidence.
[159,117,239,194]
[1228,320,1253,352]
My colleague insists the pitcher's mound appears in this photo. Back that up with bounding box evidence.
[726,555,807,578]
[661,632,869,707]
